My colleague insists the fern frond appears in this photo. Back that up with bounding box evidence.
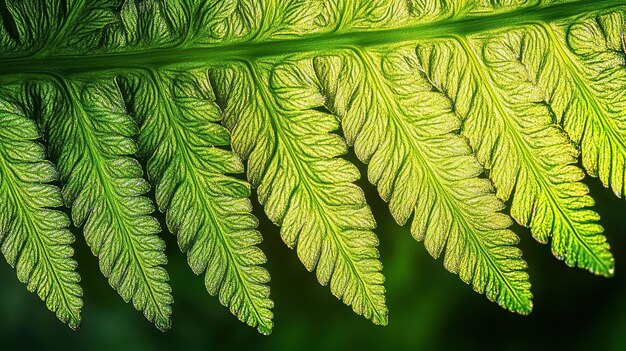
[414,28,614,276]
[38,79,173,330]
[311,48,532,313]
[0,0,624,331]
[539,13,626,199]
[211,62,388,325]
[120,69,274,334]
[0,84,82,329]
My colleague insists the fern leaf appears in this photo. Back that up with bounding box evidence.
[0,0,67,53]
[0,0,625,331]
[38,79,173,330]
[536,13,626,199]
[311,48,532,313]
[414,29,614,276]
[120,69,274,334]
[0,84,83,329]
[211,62,388,325]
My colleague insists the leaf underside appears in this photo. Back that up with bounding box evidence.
[0,0,624,332]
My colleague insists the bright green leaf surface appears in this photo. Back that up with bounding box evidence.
[39,78,173,330]
[0,0,624,332]
[312,47,531,313]
[0,84,83,329]
[121,69,274,334]
[212,60,388,325]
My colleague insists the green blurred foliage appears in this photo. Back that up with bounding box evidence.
[1,158,625,351]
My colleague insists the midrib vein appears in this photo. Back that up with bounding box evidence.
[0,0,622,75]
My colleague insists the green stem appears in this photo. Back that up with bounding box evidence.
[0,0,622,75]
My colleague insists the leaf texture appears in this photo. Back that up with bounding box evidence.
[311,48,532,313]
[121,69,274,334]
[534,13,626,199]
[0,84,82,328]
[0,0,624,331]
[38,79,173,330]
[414,30,614,275]
[211,62,388,325]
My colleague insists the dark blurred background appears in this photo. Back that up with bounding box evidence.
[1,157,625,351]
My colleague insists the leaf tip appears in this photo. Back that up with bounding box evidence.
[154,315,172,332]
[67,317,82,331]
[257,322,274,335]
[516,300,533,316]
[369,308,389,326]
[596,261,615,278]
